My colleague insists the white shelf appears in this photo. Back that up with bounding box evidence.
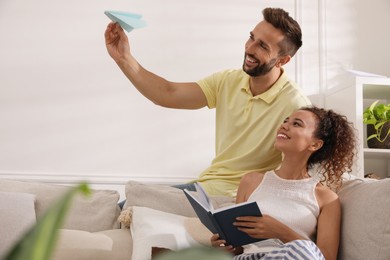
[325,76,390,178]
[364,148,390,159]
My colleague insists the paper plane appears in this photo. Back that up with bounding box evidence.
[104,10,147,32]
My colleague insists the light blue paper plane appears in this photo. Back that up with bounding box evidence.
[104,10,147,32]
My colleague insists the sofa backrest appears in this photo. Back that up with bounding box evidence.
[0,179,121,232]
[337,177,390,260]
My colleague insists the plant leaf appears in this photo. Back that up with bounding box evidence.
[369,100,379,112]
[367,133,379,141]
[374,121,386,130]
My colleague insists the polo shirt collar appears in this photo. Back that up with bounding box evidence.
[241,69,288,103]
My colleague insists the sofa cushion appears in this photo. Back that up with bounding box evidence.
[338,177,390,260]
[52,229,132,260]
[0,179,121,232]
[124,181,234,217]
[0,192,36,258]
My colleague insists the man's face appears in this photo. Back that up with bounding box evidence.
[243,55,278,77]
[243,21,286,77]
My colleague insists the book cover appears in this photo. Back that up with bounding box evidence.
[183,185,264,247]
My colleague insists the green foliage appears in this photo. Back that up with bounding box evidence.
[363,100,390,142]
[4,183,91,260]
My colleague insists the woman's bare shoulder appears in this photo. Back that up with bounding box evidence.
[236,172,265,203]
[242,171,265,183]
[315,183,339,209]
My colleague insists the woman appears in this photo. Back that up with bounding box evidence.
[211,106,356,260]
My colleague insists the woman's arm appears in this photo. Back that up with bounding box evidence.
[233,215,306,243]
[315,187,341,260]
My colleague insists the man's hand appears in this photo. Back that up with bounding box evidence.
[104,22,131,64]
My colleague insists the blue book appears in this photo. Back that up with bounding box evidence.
[104,10,147,32]
[183,184,264,247]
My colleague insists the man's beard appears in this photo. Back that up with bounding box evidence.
[243,55,278,77]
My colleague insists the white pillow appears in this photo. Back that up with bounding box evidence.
[0,192,36,258]
[130,206,203,260]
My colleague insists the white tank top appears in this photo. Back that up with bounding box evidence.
[243,171,320,253]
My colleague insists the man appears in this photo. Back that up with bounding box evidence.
[105,7,311,197]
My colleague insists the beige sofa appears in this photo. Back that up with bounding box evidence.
[0,176,389,260]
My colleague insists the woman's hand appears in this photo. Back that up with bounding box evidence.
[210,234,242,255]
[234,215,303,243]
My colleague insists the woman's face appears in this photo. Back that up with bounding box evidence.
[274,110,322,154]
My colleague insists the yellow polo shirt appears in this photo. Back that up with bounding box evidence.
[195,69,311,197]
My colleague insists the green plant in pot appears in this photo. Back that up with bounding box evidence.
[363,100,390,149]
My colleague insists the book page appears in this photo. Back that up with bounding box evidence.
[183,189,219,234]
[195,182,214,211]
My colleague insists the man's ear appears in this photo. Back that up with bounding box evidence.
[276,55,291,68]
[309,139,324,152]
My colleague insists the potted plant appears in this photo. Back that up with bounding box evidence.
[363,100,390,149]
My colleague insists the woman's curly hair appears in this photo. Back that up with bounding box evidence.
[301,106,357,190]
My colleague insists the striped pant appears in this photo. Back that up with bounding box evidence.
[233,240,325,260]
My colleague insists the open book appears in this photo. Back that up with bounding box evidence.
[183,183,264,247]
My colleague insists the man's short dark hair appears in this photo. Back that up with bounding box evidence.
[262,8,303,57]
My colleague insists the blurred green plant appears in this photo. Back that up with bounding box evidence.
[4,183,91,260]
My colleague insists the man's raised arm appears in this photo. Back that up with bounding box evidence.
[104,22,207,109]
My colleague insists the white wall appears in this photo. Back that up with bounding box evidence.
[0,0,388,187]
[323,0,390,91]
[354,0,390,77]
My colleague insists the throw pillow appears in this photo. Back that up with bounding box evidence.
[130,206,207,260]
[0,192,36,258]
[337,178,390,260]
